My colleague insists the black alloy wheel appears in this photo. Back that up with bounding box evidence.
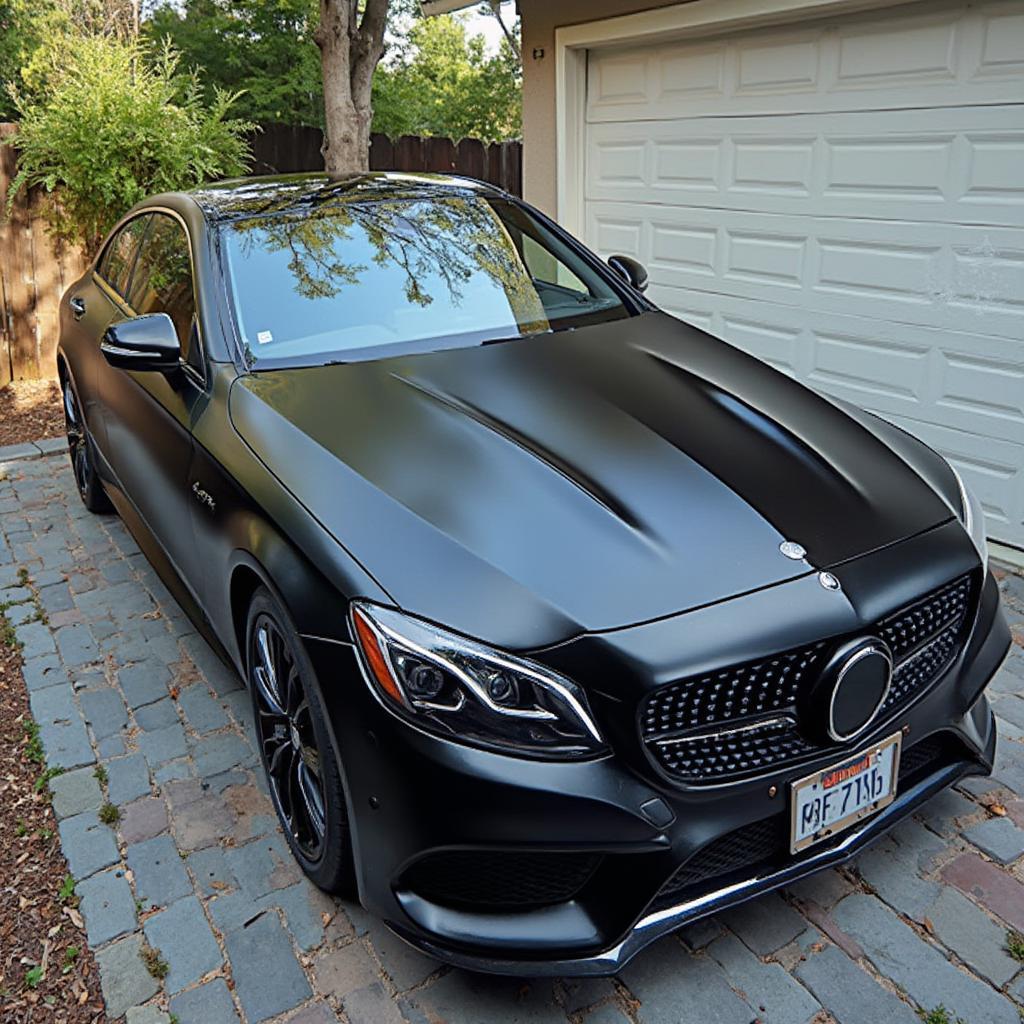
[62,377,111,513]
[246,587,355,892]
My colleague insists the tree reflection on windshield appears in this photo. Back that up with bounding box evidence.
[217,177,625,366]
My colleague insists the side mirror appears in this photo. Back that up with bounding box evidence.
[101,314,180,373]
[607,254,649,293]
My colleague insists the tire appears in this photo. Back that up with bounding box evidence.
[246,586,356,895]
[61,376,112,513]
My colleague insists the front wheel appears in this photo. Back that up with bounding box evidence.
[62,376,112,513]
[246,587,356,895]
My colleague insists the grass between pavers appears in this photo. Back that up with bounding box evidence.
[141,942,169,981]
[98,801,120,826]
[919,1007,967,1024]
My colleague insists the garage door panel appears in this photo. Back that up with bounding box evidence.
[975,7,1024,81]
[587,202,1024,339]
[735,30,822,96]
[833,6,959,90]
[585,109,1024,227]
[586,1,1024,122]
[936,348,1024,432]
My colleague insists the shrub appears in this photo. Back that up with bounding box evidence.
[5,32,254,252]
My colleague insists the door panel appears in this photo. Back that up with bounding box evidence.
[98,212,205,602]
[65,215,152,450]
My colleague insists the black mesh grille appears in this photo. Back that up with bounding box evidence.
[641,644,826,738]
[654,733,957,906]
[641,574,973,784]
[878,576,972,662]
[401,850,602,910]
[896,734,947,780]
[654,718,816,782]
[660,816,787,898]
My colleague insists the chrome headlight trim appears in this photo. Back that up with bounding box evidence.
[349,601,606,759]
[950,464,989,574]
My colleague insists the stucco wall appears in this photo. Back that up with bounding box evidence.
[519,0,686,217]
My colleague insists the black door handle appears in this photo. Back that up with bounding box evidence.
[69,296,86,319]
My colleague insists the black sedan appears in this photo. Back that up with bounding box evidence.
[56,173,1010,975]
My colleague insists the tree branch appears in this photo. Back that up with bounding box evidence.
[484,0,521,64]
[350,0,389,106]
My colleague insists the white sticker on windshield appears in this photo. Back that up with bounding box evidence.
[257,330,273,345]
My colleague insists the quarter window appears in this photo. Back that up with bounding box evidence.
[129,213,200,372]
[97,216,150,298]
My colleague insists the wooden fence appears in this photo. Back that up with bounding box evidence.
[251,123,522,196]
[0,123,89,386]
[0,123,522,382]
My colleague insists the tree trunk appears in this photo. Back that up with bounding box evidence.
[316,0,389,179]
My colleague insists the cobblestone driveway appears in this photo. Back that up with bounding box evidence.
[3,444,1024,1024]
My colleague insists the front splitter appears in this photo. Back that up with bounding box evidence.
[385,753,985,977]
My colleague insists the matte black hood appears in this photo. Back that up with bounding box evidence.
[229,312,954,647]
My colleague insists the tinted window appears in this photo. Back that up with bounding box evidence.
[97,216,150,297]
[221,194,630,367]
[129,213,199,369]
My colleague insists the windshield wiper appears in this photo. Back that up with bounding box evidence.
[480,330,555,347]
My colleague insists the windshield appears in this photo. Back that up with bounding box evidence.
[220,193,631,367]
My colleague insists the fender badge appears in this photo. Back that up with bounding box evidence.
[779,540,807,560]
[818,571,841,592]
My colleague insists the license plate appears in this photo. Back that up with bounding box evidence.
[790,733,901,854]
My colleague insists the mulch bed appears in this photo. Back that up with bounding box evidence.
[0,380,64,448]
[0,630,106,1022]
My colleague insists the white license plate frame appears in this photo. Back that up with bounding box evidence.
[789,732,902,854]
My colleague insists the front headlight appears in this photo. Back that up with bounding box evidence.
[349,602,607,760]
[950,464,989,574]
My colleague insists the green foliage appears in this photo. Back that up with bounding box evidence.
[33,765,63,794]
[62,946,79,975]
[1007,928,1024,962]
[57,874,76,904]
[22,718,44,764]
[23,964,44,989]
[141,944,169,980]
[146,1,520,143]
[98,801,120,825]
[0,608,21,649]
[373,14,521,143]
[5,32,253,251]
[0,1,51,119]
[146,0,323,128]
[2,1,142,116]
[919,1007,966,1024]
[93,763,108,786]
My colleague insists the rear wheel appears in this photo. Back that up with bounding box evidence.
[62,376,112,513]
[246,587,355,894]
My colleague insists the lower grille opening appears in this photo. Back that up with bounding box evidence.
[652,732,964,910]
[400,850,603,911]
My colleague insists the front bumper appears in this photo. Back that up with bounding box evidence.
[305,553,1010,977]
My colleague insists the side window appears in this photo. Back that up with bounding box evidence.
[97,216,150,298]
[129,213,201,372]
[521,233,588,295]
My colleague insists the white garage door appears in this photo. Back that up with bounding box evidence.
[584,0,1024,549]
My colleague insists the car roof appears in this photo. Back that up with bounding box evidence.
[187,171,507,223]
